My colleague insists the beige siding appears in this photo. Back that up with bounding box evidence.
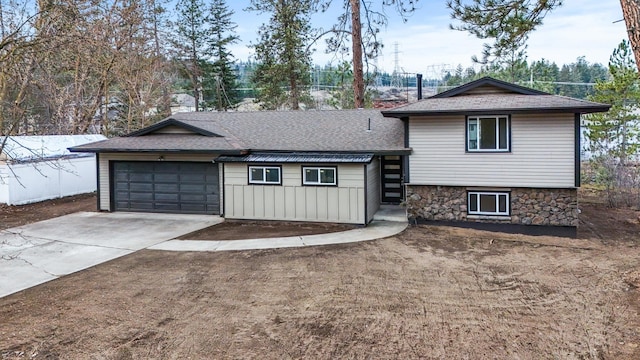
[366,158,380,222]
[408,113,576,188]
[98,153,219,211]
[224,163,366,224]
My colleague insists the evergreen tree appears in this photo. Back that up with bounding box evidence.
[585,40,640,207]
[203,0,240,111]
[249,0,314,110]
[172,0,209,111]
[447,0,562,65]
[587,40,640,164]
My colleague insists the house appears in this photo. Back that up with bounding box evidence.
[381,77,609,228]
[69,110,408,225]
[1,135,106,205]
[69,77,610,230]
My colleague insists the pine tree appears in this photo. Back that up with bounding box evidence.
[203,0,240,111]
[172,0,208,111]
[249,0,314,110]
[587,40,640,164]
[447,0,562,65]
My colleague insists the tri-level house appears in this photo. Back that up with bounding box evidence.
[382,77,609,228]
[70,77,610,231]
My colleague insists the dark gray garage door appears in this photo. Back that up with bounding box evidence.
[113,161,219,214]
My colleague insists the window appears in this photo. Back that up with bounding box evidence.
[248,166,281,185]
[467,116,510,151]
[303,167,336,186]
[467,191,509,216]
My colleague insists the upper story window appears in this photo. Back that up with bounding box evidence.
[467,116,510,152]
[303,167,337,186]
[249,166,281,185]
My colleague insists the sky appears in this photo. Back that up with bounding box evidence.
[224,1,628,75]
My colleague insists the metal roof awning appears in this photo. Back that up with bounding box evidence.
[215,152,375,164]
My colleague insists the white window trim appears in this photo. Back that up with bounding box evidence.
[467,191,510,216]
[248,166,281,185]
[302,167,337,186]
[467,115,510,152]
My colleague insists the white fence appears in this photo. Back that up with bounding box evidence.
[0,156,97,205]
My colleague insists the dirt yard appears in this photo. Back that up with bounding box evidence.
[178,220,356,240]
[1,194,640,359]
[0,193,96,230]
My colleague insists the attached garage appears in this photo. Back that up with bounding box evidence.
[112,161,219,214]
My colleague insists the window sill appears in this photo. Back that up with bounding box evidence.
[467,215,511,221]
[465,150,511,153]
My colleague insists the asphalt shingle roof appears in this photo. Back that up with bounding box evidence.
[73,134,244,153]
[70,109,408,154]
[382,77,611,118]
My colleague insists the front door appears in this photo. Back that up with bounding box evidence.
[381,155,403,204]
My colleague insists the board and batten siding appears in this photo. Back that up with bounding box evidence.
[408,113,576,188]
[98,153,220,211]
[366,158,380,222]
[224,163,366,224]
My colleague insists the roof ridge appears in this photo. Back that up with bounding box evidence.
[208,118,248,150]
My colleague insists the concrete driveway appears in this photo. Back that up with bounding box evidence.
[0,212,222,298]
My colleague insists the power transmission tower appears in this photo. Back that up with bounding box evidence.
[390,42,403,88]
[424,63,455,94]
[372,57,382,88]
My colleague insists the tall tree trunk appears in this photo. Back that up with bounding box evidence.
[150,0,172,117]
[350,0,364,108]
[621,0,640,72]
[290,74,300,110]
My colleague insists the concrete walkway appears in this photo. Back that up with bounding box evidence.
[149,220,407,252]
[1,207,408,298]
[151,204,408,252]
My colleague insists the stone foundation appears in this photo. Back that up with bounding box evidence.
[405,185,578,227]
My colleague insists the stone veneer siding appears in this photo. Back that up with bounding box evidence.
[405,185,578,227]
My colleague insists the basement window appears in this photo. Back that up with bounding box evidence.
[468,191,510,216]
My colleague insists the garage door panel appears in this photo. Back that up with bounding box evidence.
[115,191,130,201]
[115,201,131,209]
[155,183,179,192]
[129,173,153,182]
[115,182,129,191]
[181,204,207,212]
[155,173,179,182]
[155,193,179,202]
[154,203,181,211]
[130,183,154,192]
[129,202,155,210]
[113,161,219,214]
[181,193,207,202]
[180,184,207,193]
[181,173,207,182]
[129,193,154,202]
